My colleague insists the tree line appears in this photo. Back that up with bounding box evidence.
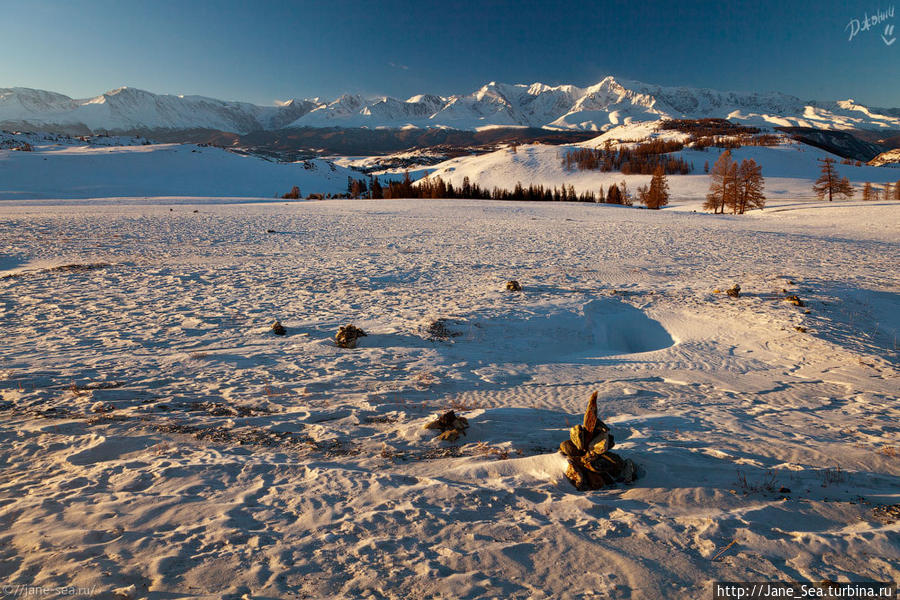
[658,119,779,150]
[562,140,692,175]
[862,180,900,201]
[343,171,676,208]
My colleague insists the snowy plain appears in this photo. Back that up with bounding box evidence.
[0,132,355,200]
[0,190,898,599]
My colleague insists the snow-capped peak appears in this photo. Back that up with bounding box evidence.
[1,79,897,134]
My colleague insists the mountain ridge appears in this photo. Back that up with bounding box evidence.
[2,77,899,135]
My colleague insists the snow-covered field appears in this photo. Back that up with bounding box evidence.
[0,197,897,599]
[0,133,355,200]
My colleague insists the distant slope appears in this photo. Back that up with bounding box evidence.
[0,132,353,200]
[2,77,899,136]
[775,127,888,161]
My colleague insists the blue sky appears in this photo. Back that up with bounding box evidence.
[2,0,898,107]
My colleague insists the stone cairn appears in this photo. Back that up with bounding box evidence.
[335,324,367,348]
[424,410,470,442]
[560,392,637,490]
[506,280,522,292]
[271,320,287,336]
[726,284,741,298]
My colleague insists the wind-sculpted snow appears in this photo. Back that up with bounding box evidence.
[0,198,897,598]
[3,75,899,134]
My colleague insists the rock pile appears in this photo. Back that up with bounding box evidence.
[506,280,522,292]
[335,324,367,348]
[560,392,637,490]
[726,284,741,298]
[424,410,469,442]
[271,320,286,336]
[784,294,804,307]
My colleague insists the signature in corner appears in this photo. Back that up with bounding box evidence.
[846,5,896,45]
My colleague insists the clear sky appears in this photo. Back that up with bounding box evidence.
[2,0,898,107]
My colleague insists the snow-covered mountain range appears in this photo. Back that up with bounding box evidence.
[2,77,899,135]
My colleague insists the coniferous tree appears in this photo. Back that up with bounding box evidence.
[402,171,414,198]
[813,157,854,201]
[636,184,649,206]
[723,162,740,213]
[705,150,734,214]
[839,177,855,199]
[349,178,367,199]
[862,182,875,201]
[895,180,900,201]
[735,159,765,214]
[369,176,383,199]
[619,180,633,206]
[640,165,670,209]
[606,183,622,205]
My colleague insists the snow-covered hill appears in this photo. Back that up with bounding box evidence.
[869,148,900,167]
[0,131,354,200]
[413,123,900,205]
[3,77,899,135]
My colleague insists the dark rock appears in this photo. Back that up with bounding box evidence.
[425,410,457,430]
[583,390,598,434]
[588,450,624,473]
[559,440,584,458]
[425,318,460,341]
[784,295,804,307]
[506,280,522,292]
[451,416,469,430]
[565,459,588,491]
[588,432,611,455]
[424,410,469,443]
[779,487,791,494]
[437,429,463,442]
[726,284,741,298]
[570,425,589,452]
[619,458,637,484]
[271,320,286,336]
[335,324,367,348]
